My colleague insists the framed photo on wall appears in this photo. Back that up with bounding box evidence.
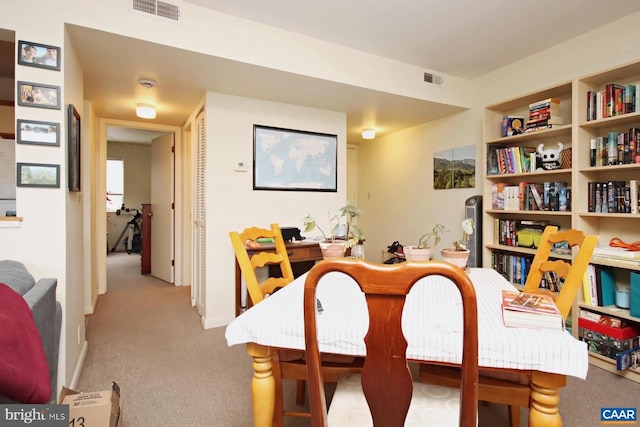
[68,104,81,192]
[16,119,60,146]
[16,163,60,188]
[17,81,61,110]
[253,125,338,192]
[17,40,61,71]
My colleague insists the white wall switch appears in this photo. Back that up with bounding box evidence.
[234,161,248,172]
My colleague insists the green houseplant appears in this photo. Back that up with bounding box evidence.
[404,224,448,261]
[303,202,364,258]
[441,218,475,269]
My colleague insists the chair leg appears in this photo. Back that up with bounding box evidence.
[508,405,521,427]
[295,380,306,405]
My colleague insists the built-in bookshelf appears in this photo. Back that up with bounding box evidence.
[483,64,640,382]
[575,60,640,381]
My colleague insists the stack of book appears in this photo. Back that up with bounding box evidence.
[577,309,640,371]
[525,98,563,133]
[501,290,564,331]
[591,246,640,267]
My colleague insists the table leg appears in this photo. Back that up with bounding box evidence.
[528,371,566,427]
[247,343,276,427]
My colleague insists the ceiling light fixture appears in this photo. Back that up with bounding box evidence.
[136,103,156,119]
[136,78,157,119]
[362,129,376,139]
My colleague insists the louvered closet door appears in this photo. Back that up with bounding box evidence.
[194,111,206,315]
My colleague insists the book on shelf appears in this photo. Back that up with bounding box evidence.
[501,290,564,331]
[593,246,640,260]
[616,345,640,371]
[579,308,630,329]
[502,115,524,137]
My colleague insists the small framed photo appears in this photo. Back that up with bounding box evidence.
[17,40,60,71]
[16,162,60,188]
[16,119,60,146]
[68,104,81,192]
[17,81,61,110]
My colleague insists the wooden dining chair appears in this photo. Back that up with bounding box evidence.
[229,224,363,426]
[419,226,598,427]
[304,258,479,427]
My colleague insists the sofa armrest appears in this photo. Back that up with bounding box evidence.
[22,278,61,403]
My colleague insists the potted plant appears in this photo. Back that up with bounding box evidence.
[303,202,363,258]
[441,218,475,269]
[404,224,448,261]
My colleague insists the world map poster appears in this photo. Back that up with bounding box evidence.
[433,145,476,190]
[253,125,337,191]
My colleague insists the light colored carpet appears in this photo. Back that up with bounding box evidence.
[75,253,640,426]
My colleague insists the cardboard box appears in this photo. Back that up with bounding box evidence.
[59,382,122,427]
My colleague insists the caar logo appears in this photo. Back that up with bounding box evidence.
[601,408,637,424]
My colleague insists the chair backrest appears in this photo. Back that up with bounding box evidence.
[523,226,598,319]
[304,259,479,427]
[229,223,295,306]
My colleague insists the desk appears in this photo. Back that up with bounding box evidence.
[234,240,322,316]
[226,267,588,427]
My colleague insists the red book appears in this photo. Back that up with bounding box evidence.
[577,317,639,340]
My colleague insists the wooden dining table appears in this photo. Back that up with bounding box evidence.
[225,267,588,427]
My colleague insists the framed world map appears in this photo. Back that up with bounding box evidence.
[253,125,337,192]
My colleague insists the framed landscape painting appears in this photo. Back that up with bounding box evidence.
[433,145,476,190]
[253,125,337,192]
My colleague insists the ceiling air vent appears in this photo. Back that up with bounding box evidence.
[423,72,444,86]
[132,0,180,21]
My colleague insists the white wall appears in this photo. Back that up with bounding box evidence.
[202,92,346,327]
[106,142,151,252]
[358,11,640,265]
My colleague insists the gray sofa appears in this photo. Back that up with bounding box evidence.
[0,260,62,404]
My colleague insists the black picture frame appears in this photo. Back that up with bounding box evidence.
[253,125,338,192]
[16,119,60,146]
[17,40,61,71]
[17,81,61,110]
[68,104,81,192]
[16,162,60,188]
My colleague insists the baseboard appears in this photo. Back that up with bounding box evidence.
[200,313,232,329]
[68,340,89,391]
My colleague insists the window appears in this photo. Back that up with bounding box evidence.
[106,159,124,212]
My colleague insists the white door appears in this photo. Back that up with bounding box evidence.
[151,133,175,283]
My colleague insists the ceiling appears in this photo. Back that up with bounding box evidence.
[7,2,640,143]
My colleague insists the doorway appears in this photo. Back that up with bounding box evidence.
[96,118,184,300]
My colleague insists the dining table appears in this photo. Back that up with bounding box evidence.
[225,266,588,427]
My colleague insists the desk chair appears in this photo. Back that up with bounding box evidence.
[229,224,363,426]
[304,259,479,427]
[420,226,598,427]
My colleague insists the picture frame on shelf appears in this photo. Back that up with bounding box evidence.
[17,81,61,110]
[17,40,61,71]
[16,162,60,188]
[67,104,81,192]
[253,124,337,192]
[16,119,60,146]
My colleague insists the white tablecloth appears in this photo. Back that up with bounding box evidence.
[225,267,588,379]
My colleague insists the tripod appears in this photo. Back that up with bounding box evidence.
[110,210,142,254]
